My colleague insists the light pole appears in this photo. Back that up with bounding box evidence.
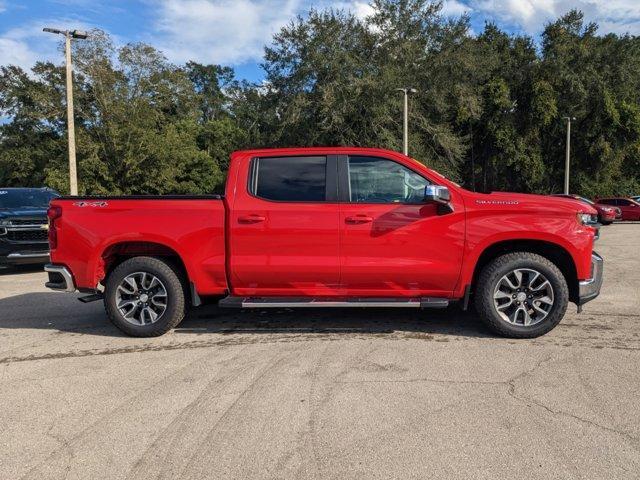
[43,28,88,196]
[563,116,576,195]
[396,87,417,156]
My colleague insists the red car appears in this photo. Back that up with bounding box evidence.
[552,194,619,225]
[596,197,640,221]
[44,147,602,339]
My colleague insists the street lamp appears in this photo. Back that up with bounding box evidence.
[43,28,88,196]
[396,87,417,156]
[563,116,576,195]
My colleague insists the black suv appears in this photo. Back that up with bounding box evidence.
[0,188,59,265]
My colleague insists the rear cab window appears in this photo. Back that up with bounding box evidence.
[249,156,330,202]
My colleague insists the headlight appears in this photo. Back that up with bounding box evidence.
[0,219,11,226]
[577,213,597,225]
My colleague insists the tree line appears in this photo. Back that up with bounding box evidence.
[1,0,639,197]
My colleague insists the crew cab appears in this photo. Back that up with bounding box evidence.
[0,187,59,265]
[44,148,603,338]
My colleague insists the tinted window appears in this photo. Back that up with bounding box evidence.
[253,156,326,202]
[618,199,632,206]
[347,156,430,203]
[599,199,617,206]
[577,196,594,205]
[0,189,59,209]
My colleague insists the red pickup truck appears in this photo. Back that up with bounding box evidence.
[44,147,603,338]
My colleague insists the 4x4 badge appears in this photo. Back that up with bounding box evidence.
[73,201,108,207]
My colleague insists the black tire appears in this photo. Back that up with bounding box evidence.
[601,221,613,226]
[104,256,186,337]
[474,252,569,338]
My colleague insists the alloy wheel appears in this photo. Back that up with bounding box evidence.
[493,268,554,326]
[115,271,168,325]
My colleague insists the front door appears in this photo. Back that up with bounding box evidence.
[338,155,465,297]
[229,155,341,296]
[617,199,640,220]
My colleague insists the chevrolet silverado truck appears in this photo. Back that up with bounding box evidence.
[44,147,603,338]
[0,187,59,265]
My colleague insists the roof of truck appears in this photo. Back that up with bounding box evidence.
[232,146,405,156]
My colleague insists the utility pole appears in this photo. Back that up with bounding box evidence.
[43,28,88,195]
[563,116,576,195]
[396,88,417,155]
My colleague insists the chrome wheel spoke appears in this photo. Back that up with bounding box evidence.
[117,299,137,310]
[144,307,158,322]
[503,273,520,290]
[118,277,138,295]
[494,290,511,300]
[537,296,553,306]
[531,302,547,316]
[530,280,550,292]
[496,299,513,311]
[151,296,167,307]
[527,271,540,288]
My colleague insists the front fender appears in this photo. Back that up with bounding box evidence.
[455,218,594,297]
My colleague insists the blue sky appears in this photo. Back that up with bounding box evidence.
[1,0,640,83]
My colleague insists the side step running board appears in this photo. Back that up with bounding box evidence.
[218,296,449,309]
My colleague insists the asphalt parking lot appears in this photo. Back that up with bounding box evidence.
[0,224,639,480]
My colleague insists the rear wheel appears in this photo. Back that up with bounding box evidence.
[601,220,613,226]
[104,256,186,337]
[474,252,569,338]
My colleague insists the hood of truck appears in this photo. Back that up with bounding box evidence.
[0,207,49,218]
[466,191,598,215]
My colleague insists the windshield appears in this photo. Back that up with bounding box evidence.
[577,196,595,205]
[0,189,59,209]
[430,169,461,188]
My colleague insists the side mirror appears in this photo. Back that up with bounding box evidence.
[424,185,451,205]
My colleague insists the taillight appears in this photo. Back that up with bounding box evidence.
[47,205,62,249]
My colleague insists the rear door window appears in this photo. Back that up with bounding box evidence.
[251,156,327,202]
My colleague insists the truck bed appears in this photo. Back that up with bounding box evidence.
[49,196,228,295]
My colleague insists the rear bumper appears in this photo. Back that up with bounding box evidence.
[577,252,603,306]
[44,264,76,292]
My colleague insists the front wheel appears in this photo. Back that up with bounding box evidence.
[104,256,186,337]
[474,252,569,338]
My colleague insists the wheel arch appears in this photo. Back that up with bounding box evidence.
[469,239,579,303]
[99,241,196,305]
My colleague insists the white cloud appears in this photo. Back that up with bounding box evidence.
[151,0,378,65]
[442,0,472,17]
[469,0,640,35]
[0,26,57,69]
[0,19,92,71]
[331,0,375,19]
[152,0,302,65]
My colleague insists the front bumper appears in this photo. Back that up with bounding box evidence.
[44,264,76,292]
[0,251,50,265]
[577,252,603,307]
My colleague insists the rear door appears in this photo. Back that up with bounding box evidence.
[228,155,341,296]
[337,155,465,297]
